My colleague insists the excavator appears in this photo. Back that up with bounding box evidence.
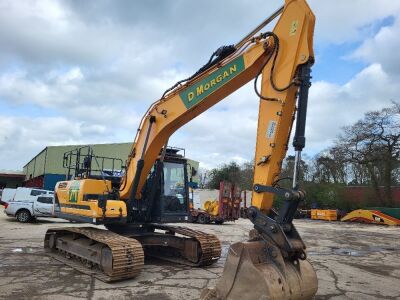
[44,0,318,298]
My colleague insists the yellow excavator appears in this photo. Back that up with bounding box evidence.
[44,0,317,298]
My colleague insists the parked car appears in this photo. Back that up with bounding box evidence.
[1,188,16,203]
[0,188,16,208]
[3,187,55,223]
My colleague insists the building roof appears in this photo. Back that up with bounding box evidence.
[0,170,25,177]
[22,142,200,184]
[23,142,132,167]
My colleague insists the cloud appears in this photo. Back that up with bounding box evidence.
[1,0,400,170]
[352,15,400,75]
[0,115,135,169]
[0,116,81,169]
[307,63,396,152]
[308,0,400,44]
[3,0,399,69]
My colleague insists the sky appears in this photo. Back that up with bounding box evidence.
[1,0,400,170]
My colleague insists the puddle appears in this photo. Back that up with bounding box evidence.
[368,246,396,252]
[11,247,34,253]
[308,247,369,257]
[333,248,366,257]
[307,251,331,256]
[221,244,230,257]
[308,245,398,257]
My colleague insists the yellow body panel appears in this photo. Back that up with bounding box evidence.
[203,200,219,216]
[56,179,127,221]
[311,209,337,221]
[251,0,315,211]
[341,209,400,226]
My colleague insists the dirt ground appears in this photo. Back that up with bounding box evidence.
[0,212,399,300]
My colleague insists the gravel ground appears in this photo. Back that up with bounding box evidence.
[0,211,399,299]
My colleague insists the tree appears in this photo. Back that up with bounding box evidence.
[280,155,310,183]
[198,168,209,189]
[334,102,400,206]
[312,148,347,184]
[204,160,255,190]
[238,161,254,190]
[206,162,242,189]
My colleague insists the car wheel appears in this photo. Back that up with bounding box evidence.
[16,210,32,223]
[197,214,207,224]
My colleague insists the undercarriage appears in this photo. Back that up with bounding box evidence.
[44,224,221,282]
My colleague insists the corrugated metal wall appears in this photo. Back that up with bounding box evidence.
[24,148,47,180]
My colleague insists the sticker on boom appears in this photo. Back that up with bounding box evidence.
[267,121,277,139]
[180,56,245,109]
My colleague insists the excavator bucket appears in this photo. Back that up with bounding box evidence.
[201,239,317,300]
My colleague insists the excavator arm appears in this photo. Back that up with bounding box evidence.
[117,1,317,298]
[120,0,315,215]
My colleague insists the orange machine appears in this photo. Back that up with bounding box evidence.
[341,209,400,226]
[311,209,338,221]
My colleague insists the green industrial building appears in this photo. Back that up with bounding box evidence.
[23,143,199,190]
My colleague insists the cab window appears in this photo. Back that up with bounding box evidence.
[31,190,46,196]
[37,196,53,204]
[163,162,187,213]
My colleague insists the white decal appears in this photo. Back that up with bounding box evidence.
[267,121,277,139]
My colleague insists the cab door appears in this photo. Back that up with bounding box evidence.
[160,160,189,222]
[33,196,54,216]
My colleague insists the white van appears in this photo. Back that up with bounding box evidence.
[0,188,18,204]
[3,187,55,222]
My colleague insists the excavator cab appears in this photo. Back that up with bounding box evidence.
[145,147,191,223]
[60,145,192,224]
[162,161,188,213]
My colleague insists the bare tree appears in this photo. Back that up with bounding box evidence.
[334,102,400,205]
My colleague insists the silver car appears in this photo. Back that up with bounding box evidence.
[4,188,55,223]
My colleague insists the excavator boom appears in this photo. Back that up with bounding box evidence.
[120,0,315,213]
[46,0,318,298]
[117,1,317,297]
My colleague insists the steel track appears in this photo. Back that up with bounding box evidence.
[44,227,144,282]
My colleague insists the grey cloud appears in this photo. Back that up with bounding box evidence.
[0,115,128,169]
[1,0,400,170]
